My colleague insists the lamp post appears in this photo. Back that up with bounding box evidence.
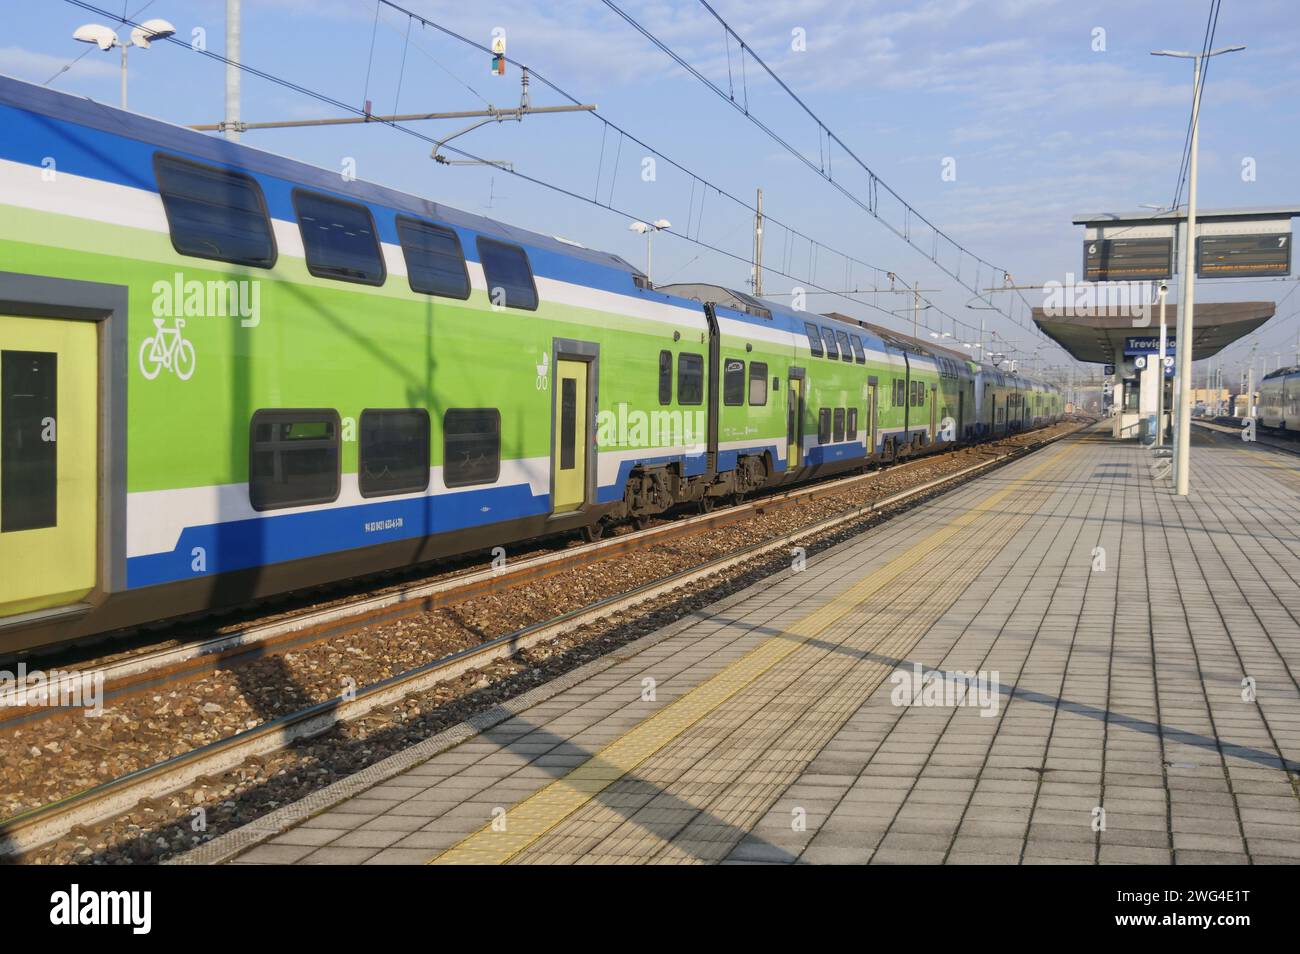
[1156,280,1168,446]
[1152,43,1245,496]
[73,18,176,109]
[628,219,670,287]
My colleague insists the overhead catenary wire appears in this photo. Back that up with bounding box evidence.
[364,0,1049,353]
[1170,0,1221,212]
[603,0,1053,347]
[391,13,411,114]
[366,1,1040,354]
[374,4,491,110]
[362,0,381,109]
[57,0,1045,358]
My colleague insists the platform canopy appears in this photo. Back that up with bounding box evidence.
[1032,301,1274,364]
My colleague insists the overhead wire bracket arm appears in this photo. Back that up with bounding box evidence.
[187,69,596,139]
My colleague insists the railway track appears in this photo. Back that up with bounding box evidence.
[1193,418,1300,458]
[0,422,1085,863]
[0,437,1043,724]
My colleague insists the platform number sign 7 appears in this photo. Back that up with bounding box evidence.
[1197,233,1292,278]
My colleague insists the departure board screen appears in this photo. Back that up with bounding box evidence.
[1197,234,1291,277]
[1083,238,1173,281]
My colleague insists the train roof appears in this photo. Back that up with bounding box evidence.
[0,73,646,279]
[825,307,1061,391]
[656,283,776,320]
[847,317,971,361]
[656,284,895,349]
[1262,365,1300,380]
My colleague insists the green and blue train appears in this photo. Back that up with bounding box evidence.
[0,75,1060,653]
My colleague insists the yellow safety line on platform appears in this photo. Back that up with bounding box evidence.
[429,437,1081,864]
[1252,451,1300,473]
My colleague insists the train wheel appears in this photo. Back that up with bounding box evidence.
[581,521,605,543]
[699,496,716,514]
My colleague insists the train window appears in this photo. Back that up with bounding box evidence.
[749,362,769,406]
[658,350,673,405]
[153,154,276,268]
[723,359,746,406]
[1,351,57,532]
[804,323,824,357]
[820,327,839,360]
[248,410,340,511]
[817,408,832,444]
[359,409,430,497]
[835,330,853,363]
[833,408,845,442]
[396,216,470,299]
[849,334,866,364]
[893,379,906,407]
[847,407,859,439]
[678,353,704,405]
[560,380,577,470]
[477,238,538,310]
[443,408,500,487]
[293,190,385,285]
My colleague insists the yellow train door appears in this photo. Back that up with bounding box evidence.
[553,358,588,512]
[0,316,98,618]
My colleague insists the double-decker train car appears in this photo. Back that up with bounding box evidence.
[1259,366,1300,433]
[0,74,1061,654]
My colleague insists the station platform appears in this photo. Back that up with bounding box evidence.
[222,425,1300,865]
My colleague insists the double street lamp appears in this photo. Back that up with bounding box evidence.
[73,18,176,109]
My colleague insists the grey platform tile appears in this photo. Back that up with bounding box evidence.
[228,843,316,864]
[204,429,1300,867]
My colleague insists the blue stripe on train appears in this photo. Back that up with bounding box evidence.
[804,443,866,466]
[125,481,552,588]
[129,439,761,586]
[717,442,785,474]
[126,444,722,587]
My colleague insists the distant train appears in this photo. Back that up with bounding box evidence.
[0,74,1060,654]
[1259,366,1300,434]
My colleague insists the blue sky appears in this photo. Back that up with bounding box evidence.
[4,0,1299,378]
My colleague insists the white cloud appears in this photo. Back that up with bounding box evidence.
[0,46,117,84]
